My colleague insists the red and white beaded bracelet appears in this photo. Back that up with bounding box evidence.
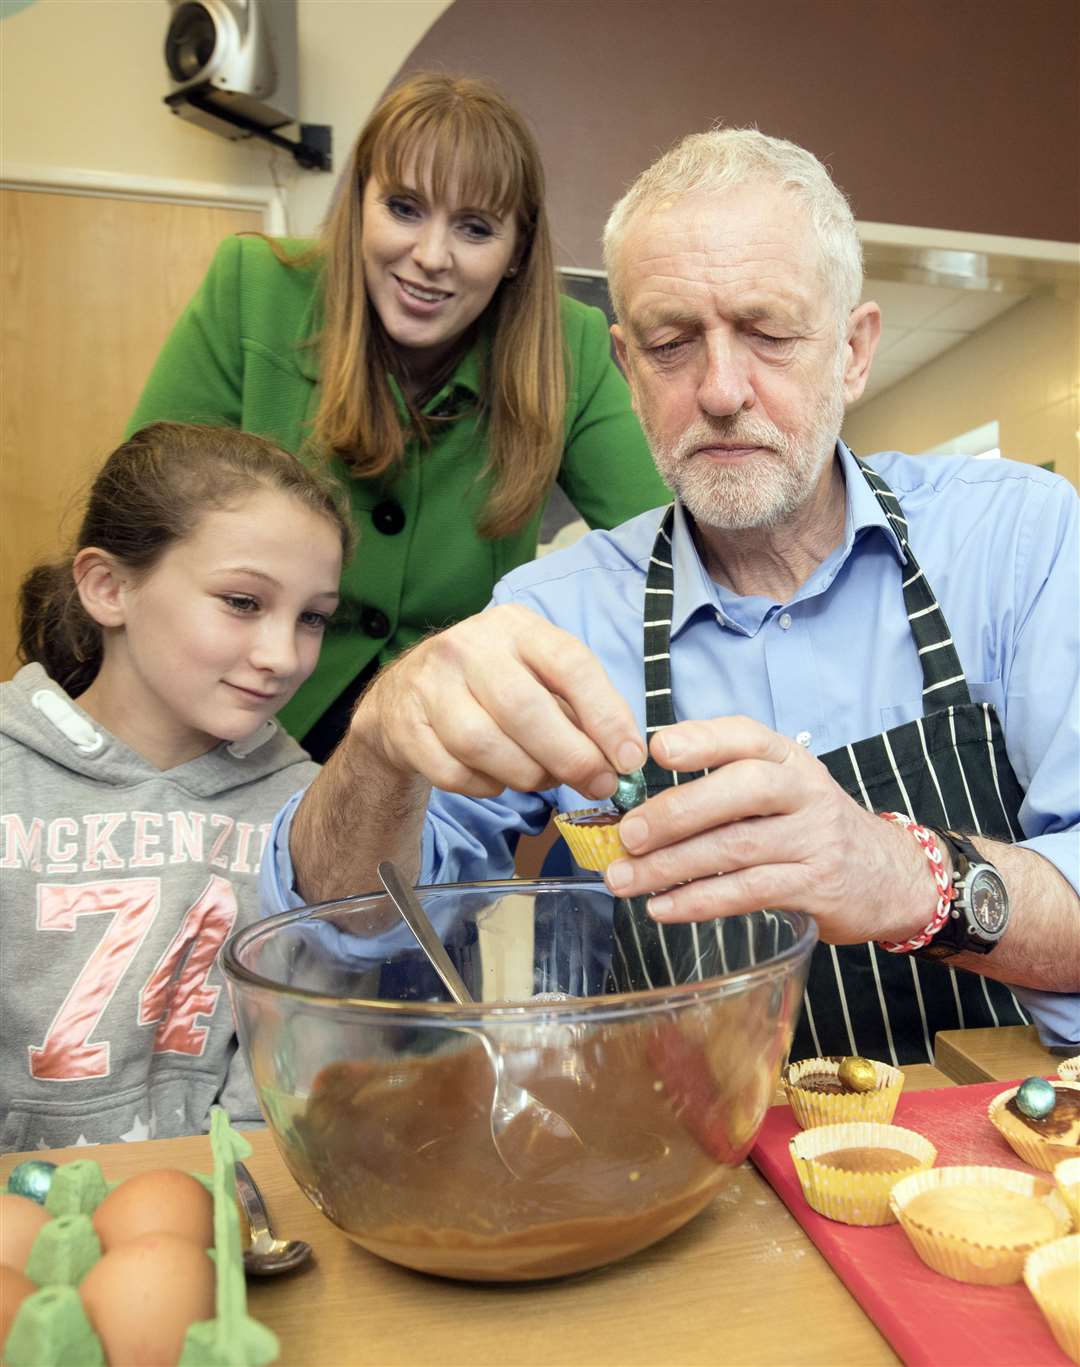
[876,811,955,953]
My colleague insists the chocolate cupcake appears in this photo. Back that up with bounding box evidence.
[783,1055,903,1129]
[988,1081,1080,1172]
[553,807,626,873]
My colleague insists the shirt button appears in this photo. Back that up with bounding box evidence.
[778,612,793,630]
[360,607,391,639]
[372,500,405,535]
[795,730,812,748]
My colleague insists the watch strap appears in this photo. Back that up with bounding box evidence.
[917,827,1008,959]
[929,827,981,879]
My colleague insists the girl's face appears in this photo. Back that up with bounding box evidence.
[361,164,519,385]
[85,490,342,769]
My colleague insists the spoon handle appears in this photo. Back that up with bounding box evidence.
[234,1160,273,1243]
[377,861,474,1005]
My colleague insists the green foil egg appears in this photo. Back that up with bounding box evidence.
[1015,1075,1057,1119]
[612,767,647,814]
[7,1158,58,1205]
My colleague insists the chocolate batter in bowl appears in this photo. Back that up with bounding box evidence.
[223,881,816,1281]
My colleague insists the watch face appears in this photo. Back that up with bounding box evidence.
[968,868,1009,936]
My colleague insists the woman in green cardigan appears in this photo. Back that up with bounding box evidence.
[129,73,668,760]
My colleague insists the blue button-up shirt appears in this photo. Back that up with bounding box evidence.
[264,444,1080,1045]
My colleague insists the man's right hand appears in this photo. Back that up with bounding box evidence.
[352,604,646,801]
[290,605,645,905]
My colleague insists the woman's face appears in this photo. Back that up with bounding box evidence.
[361,165,520,382]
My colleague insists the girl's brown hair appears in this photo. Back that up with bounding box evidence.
[308,71,565,540]
[18,422,353,698]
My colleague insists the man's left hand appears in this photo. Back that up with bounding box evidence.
[603,715,937,946]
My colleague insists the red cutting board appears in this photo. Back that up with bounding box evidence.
[750,1078,1073,1367]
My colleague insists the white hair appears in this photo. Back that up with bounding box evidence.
[602,127,863,325]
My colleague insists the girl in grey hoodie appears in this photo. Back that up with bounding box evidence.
[1,422,351,1151]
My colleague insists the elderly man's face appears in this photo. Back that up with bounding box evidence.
[612,181,877,531]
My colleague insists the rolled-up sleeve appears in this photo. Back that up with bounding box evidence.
[258,788,309,915]
[258,783,551,917]
[1016,988,1080,1049]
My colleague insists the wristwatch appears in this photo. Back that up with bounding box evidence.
[916,829,1010,960]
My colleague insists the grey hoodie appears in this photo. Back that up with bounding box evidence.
[0,663,318,1151]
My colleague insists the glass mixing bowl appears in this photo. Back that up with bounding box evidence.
[223,879,815,1282]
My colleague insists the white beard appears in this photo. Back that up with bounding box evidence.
[642,368,846,532]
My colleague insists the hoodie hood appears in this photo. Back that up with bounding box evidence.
[1,663,313,799]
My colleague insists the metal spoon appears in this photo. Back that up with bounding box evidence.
[377,860,583,1181]
[235,1160,313,1276]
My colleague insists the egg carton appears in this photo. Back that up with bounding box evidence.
[2,1108,278,1366]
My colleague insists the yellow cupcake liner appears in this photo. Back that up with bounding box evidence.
[1058,1055,1080,1084]
[789,1122,937,1226]
[1024,1233,1080,1364]
[1054,1157,1080,1228]
[889,1164,1071,1285]
[988,1082,1080,1172]
[553,808,626,873]
[782,1056,903,1129]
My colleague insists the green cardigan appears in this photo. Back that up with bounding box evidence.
[127,235,669,738]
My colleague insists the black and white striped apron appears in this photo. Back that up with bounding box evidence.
[627,458,1028,1066]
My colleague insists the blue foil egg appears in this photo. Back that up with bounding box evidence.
[1015,1075,1057,1120]
[7,1158,57,1205]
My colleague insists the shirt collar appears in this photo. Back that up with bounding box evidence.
[668,440,908,637]
[386,339,484,421]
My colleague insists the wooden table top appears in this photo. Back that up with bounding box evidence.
[935,1024,1071,1085]
[2,1061,959,1367]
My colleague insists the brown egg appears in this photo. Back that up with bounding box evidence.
[0,1193,52,1271]
[0,1263,38,1344]
[91,1169,213,1252]
[79,1232,215,1367]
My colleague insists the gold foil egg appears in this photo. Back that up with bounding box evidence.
[838,1056,878,1093]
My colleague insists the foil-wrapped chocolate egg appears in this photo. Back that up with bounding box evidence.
[7,1159,57,1206]
[838,1055,878,1093]
[1015,1075,1057,1119]
[612,767,647,814]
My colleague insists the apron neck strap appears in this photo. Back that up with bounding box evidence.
[853,456,972,710]
[639,462,973,794]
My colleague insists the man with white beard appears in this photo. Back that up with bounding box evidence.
[270,129,1080,1062]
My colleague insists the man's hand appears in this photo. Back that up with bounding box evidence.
[602,715,932,946]
[352,604,646,800]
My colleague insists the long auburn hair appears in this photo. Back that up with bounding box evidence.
[18,422,353,699]
[306,72,565,540]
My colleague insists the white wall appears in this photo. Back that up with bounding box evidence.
[0,0,453,234]
[286,0,453,234]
